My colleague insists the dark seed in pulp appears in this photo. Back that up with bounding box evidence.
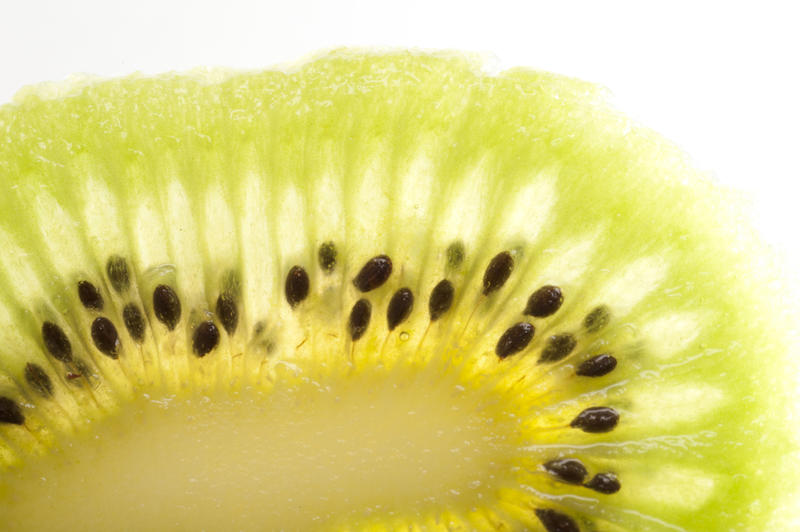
[42,322,73,363]
[352,255,393,292]
[91,317,121,359]
[193,321,220,357]
[482,251,514,295]
[0,397,24,425]
[215,294,238,335]
[446,241,465,268]
[387,288,414,331]
[25,363,53,398]
[584,305,610,333]
[534,508,579,532]
[153,285,182,331]
[524,285,563,317]
[106,255,131,293]
[318,241,337,273]
[77,281,104,311]
[539,333,577,363]
[348,299,372,341]
[285,265,310,308]
[543,458,588,484]
[429,280,455,321]
[576,354,617,377]
[495,322,535,359]
[585,472,621,494]
[123,304,146,343]
[571,406,619,433]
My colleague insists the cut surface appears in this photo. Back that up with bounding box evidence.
[0,50,796,531]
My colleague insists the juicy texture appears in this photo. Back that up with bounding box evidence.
[0,51,797,530]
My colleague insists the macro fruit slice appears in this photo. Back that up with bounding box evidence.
[0,51,796,531]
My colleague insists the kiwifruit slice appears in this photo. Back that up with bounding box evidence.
[0,51,796,531]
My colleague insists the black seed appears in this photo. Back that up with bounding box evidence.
[215,294,238,335]
[584,305,610,333]
[77,281,104,311]
[524,285,564,318]
[534,508,579,532]
[0,397,24,426]
[285,266,310,308]
[387,288,414,331]
[544,458,588,484]
[429,280,455,321]
[122,304,146,343]
[42,322,72,363]
[193,321,220,357]
[91,317,121,359]
[446,241,465,268]
[576,354,617,377]
[352,255,393,292]
[539,333,577,363]
[495,321,535,359]
[570,406,619,433]
[348,299,372,341]
[318,241,337,273]
[106,255,131,293]
[153,285,181,331]
[25,363,53,398]
[585,473,621,494]
[482,251,514,296]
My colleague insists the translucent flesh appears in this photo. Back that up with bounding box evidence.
[0,51,796,530]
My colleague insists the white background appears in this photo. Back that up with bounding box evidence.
[1,0,798,270]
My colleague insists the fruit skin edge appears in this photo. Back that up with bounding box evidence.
[0,48,798,530]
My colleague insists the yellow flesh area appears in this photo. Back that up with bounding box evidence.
[1,369,517,531]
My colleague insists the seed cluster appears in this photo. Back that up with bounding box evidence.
[543,457,621,494]
[1,240,628,531]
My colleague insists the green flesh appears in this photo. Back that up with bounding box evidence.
[0,50,796,531]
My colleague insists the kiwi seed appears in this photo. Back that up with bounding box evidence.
[24,363,53,398]
[77,280,104,311]
[106,255,131,293]
[348,299,372,341]
[583,305,610,333]
[91,317,121,359]
[524,285,564,318]
[495,322,535,359]
[387,288,414,331]
[192,321,220,357]
[215,294,238,335]
[543,458,588,484]
[318,241,337,273]
[482,251,514,295]
[446,241,465,268]
[585,472,621,494]
[428,280,455,321]
[352,255,393,292]
[570,406,620,433]
[576,354,617,377]
[153,285,182,331]
[122,304,146,343]
[284,266,310,308]
[538,333,578,363]
[41,322,73,363]
[534,508,579,532]
[0,397,25,426]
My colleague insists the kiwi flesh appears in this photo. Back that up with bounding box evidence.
[0,50,796,531]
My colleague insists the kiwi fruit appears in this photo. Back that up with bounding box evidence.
[0,50,796,531]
